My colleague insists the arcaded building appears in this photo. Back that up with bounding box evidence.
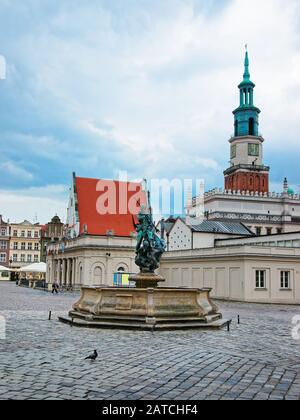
[46,174,146,288]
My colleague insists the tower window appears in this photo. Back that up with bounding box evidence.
[248,143,259,157]
[249,118,255,136]
[231,144,237,159]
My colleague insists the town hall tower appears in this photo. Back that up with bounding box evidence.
[224,50,270,193]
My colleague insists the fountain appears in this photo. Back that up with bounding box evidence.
[59,204,229,330]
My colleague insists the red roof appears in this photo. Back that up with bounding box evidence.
[76,177,147,237]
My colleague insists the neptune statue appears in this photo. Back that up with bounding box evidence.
[134,210,166,274]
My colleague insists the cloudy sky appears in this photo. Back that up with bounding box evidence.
[0,0,300,223]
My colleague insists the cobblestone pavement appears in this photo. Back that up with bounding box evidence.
[0,282,300,400]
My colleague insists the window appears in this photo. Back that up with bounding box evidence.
[0,254,6,263]
[21,243,26,250]
[27,231,32,238]
[21,255,25,262]
[256,270,266,289]
[256,227,262,236]
[267,228,272,236]
[249,118,255,136]
[231,144,237,159]
[34,231,39,238]
[28,243,32,250]
[277,228,283,234]
[34,255,39,263]
[1,228,6,236]
[280,271,290,289]
[13,254,18,262]
[27,255,32,263]
[13,230,18,237]
[0,241,7,250]
[21,230,26,238]
[248,143,259,157]
[34,243,39,251]
[13,242,18,250]
[234,120,238,137]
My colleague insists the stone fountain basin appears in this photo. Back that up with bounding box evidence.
[59,286,230,330]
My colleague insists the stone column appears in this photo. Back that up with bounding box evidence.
[72,258,76,286]
[66,259,70,286]
[47,260,52,285]
[57,259,61,285]
[69,259,72,286]
[62,259,66,286]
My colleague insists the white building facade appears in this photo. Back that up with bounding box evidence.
[164,218,253,251]
[47,235,138,288]
[201,186,300,236]
[160,232,300,305]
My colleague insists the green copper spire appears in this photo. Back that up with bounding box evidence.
[243,50,250,82]
[239,46,254,87]
[233,48,261,137]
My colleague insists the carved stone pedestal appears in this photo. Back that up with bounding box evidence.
[129,272,165,288]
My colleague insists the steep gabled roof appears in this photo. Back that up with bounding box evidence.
[75,177,146,237]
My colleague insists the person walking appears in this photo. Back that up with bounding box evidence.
[52,280,59,294]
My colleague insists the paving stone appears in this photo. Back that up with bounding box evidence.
[0,282,300,401]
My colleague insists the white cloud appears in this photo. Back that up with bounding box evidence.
[0,54,6,79]
[1,0,300,224]
[31,0,299,176]
[0,185,68,224]
[0,161,34,181]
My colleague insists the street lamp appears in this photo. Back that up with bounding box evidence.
[9,259,13,283]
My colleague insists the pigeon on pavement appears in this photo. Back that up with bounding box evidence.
[85,350,98,361]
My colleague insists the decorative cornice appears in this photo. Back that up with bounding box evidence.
[202,189,300,201]
[224,164,270,176]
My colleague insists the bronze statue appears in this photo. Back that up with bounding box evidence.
[134,210,166,274]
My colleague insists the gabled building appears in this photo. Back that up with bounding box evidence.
[164,218,253,251]
[9,221,42,269]
[47,174,146,288]
[40,215,64,263]
[66,173,144,239]
[0,215,9,269]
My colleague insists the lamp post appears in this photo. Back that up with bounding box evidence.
[9,258,14,283]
